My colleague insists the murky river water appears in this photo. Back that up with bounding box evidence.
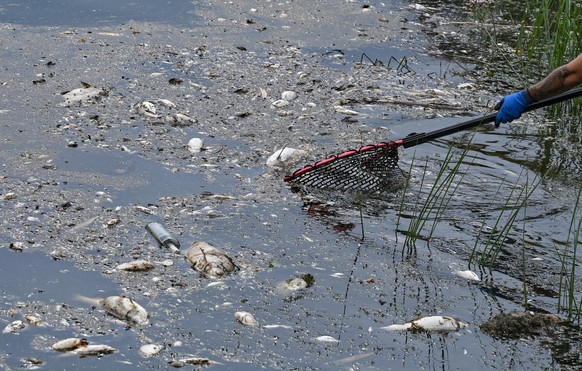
[1,0,582,370]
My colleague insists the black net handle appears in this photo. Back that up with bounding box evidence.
[402,87,582,148]
[284,87,582,184]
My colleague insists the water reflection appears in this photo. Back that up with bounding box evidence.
[0,0,201,26]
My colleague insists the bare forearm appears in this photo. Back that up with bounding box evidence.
[529,54,582,101]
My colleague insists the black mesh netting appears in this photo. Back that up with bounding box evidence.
[285,144,406,196]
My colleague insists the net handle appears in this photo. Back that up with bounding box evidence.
[284,87,582,183]
[402,87,582,148]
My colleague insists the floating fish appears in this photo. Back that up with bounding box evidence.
[263,324,293,330]
[314,335,340,343]
[168,357,214,367]
[272,99,290,108]
[116,260,155,272]
[281,91,297,101]
[78,295,149,326]
[73,344,116,356]
[234,311,258,327]
[51,337,89,351]
[140,343,163,357]
[24,315,45,326]
[133,101,157,117]
[185,242,237,278]
[454,270,480,281]
[165,113,197,126]
[62,87,107,106]
[381,316,468,332]
[333,106,359,115]
[156,99,176,109]
[2,320,26,334]
[99,296,149,325]
[266,147,308,167]
[276,275,313,293]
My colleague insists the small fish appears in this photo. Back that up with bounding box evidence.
[454,270,480,281]
[140,343,163,357]
[169,357,214,367]
[156,99,176,109]
[281,91,297,101]
[99,296,149,325]
[2,320,26,334]
[24,315,45,326]
[314,335,340,343]
[276,277,308,294]
[185,242,237,278]
[263,324,293,330]
[51,337,89,351]
[333,106,359,115]
[62,87,107,106]
[78,295,149,326]
[381,316,468,332]
[73,344,116,356]
[116,260,155,272]
[272,99,290,108]
[133,101,157,116]
[266,147,308,167]
[234,311,258,327]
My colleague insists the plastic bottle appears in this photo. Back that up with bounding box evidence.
[145,222,180,254]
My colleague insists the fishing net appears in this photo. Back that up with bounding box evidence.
[284,142,406,196]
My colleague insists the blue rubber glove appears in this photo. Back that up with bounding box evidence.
[494,89,536,127]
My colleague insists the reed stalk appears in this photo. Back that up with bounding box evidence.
[404,140,473,247]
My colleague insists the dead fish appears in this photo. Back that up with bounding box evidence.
[276,277,307,294]
[99,296,149,325]
[266,147,308,167]
[381,316,468,332]
[164,113,197,126]
[454,270,480,281]
[156,98,176,109]
[140,343,163,357]
[185,242,237,278]
[51,337,89,351]
[314,335,340,343]
[263,324,293,330]
[281,91,297,101]
[115,260,155,272]
[62,87,107,106]
[169,357,215,367]
[272,99,290,108]
[234,311,258,327]
[2,320,26,333]
[1,192,17,200]
[77,295,149,326]
[133,101,157,117]
[24,315,45,326]
[73,344,116,356]
[333,106,359,115]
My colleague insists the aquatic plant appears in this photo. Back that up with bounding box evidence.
[404,138,475,247]
[522,0,582,115]
[556,183,582,320]
[473,169,542,269]
[473,0,582,113]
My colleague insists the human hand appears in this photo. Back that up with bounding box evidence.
[494,89,536,127]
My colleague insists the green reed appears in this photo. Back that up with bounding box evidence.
[404,140,474,247]
[556,183,582,320]
[474,170,542,268]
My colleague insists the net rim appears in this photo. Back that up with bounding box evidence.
[284,139,403,182]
